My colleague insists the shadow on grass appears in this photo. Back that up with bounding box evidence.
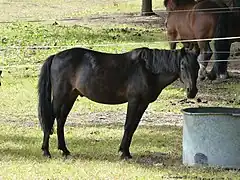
[1,124,239,178]
[0,125,182,165]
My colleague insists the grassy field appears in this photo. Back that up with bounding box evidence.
[0,0,164,22]
[1,124,240,179]
[1,0,240,179]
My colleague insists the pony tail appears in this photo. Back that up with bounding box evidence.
[38,55,55,134]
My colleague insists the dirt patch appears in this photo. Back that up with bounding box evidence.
[0,110,183,128]
[57,11,167,29]
[68,110,183,126]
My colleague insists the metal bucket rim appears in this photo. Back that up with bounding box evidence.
[181,107,240,116]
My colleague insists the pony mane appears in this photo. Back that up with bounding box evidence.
[144,49,182,74]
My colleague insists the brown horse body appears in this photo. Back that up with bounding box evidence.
[164,0,230,80]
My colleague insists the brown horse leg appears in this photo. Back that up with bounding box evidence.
[193,43,200,55]
[182,42,191,49]
[54,93,78,157]
[119,101,149,159]
[208,40,231,80]
[189,43,194,50]
[170,42,176,50]
[197,42,212,80]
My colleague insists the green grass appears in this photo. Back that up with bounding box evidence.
[0,22,168,68]
[1,124,240,179]
[0,23,166,47]
[0,0,164,22]
[1,0,240,178]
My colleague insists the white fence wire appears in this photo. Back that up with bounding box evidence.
[1,5,240,71]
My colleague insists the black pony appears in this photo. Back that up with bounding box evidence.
[38,47,199,159]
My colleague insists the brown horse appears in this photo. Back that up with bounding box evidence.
[38,47,199,159]
[164,0,230,80]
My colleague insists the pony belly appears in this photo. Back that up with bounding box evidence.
[77,86,128,105]
[83,93,128,105]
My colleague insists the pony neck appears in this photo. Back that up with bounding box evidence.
[155,69,180,90]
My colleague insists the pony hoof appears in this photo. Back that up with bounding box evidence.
[43,151,51,158]
[219,74,229,80]
[199,76,206,81]
[207,73,217,80]
[62,150,71,157]
[120,153,132,160]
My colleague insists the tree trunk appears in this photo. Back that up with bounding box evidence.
[141,0,155,16]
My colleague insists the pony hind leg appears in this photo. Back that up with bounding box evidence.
[119,100,149,159]
[42,128,53,157]
[41,104,55,158]
[53,91,78,157]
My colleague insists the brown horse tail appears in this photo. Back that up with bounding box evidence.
[38,54,55,135]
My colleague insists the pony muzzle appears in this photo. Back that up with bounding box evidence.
[187,87,198,99]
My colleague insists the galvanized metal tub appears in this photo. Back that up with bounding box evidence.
[182,107,240,169]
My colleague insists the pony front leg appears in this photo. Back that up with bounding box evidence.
[54,94,77,157]
[119,101,148,159]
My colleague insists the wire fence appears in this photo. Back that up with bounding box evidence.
[1,4,240,71]
[0,43,240,72]
[1,35,240,71]
[163,6,240,13]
